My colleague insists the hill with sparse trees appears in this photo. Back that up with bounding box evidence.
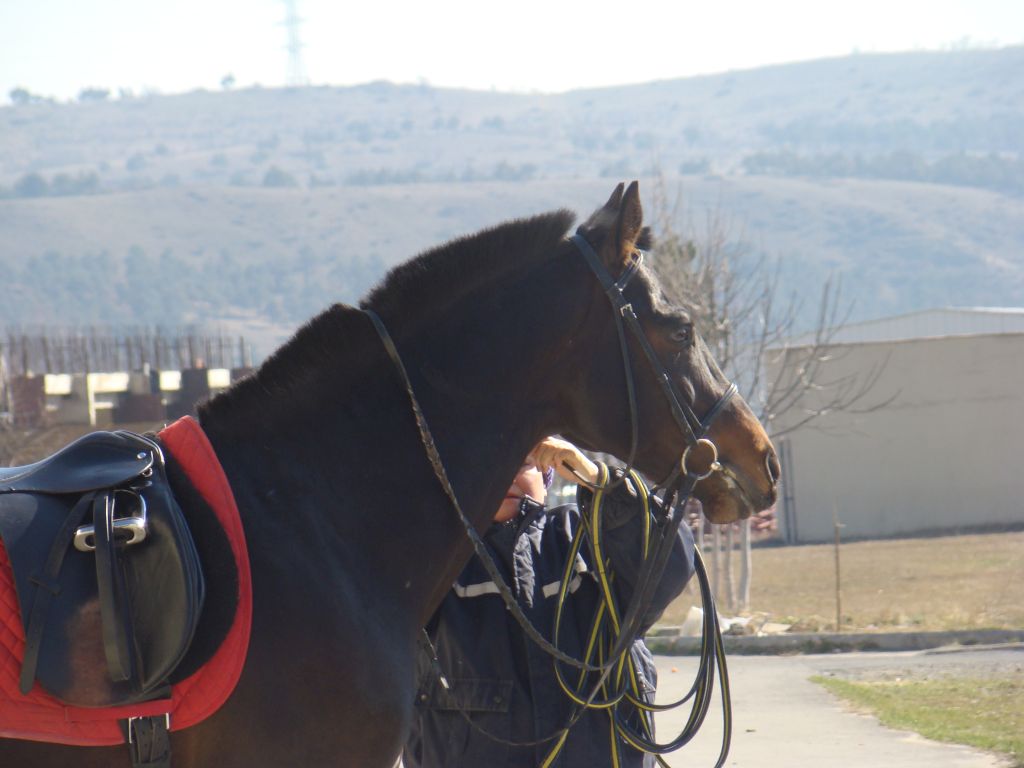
[1,46,1022,355]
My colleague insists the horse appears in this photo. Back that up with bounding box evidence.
[0,181,778,767]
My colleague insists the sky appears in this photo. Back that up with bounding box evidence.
[1,0,1022,101]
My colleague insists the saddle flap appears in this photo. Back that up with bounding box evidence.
[0,432,205,708]
[0,431,155,495]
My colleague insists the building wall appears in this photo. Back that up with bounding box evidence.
[786,307,1024,346]
[769,333,1024,542]
[21,368,238,427]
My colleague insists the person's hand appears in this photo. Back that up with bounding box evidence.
[530,437,599,485]
[749,506,777,533]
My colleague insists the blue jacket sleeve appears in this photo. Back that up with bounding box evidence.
[575,471,696,634]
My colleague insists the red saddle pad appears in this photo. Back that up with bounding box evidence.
[0,416,252,746]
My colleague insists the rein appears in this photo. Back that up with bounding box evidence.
[363,308,616,674]
[362,232,738,766]
[419,468,731,768]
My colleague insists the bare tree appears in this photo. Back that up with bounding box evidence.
[0,359,25,463]
[649,176,889,612]
[0,420,21,467]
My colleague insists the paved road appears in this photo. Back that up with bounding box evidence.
[651,646,1022,767]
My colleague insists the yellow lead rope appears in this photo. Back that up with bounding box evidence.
[543,463,732,768]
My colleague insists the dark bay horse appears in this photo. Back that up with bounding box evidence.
[0,182,778,767]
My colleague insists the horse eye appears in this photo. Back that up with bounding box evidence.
[671,323,694,347]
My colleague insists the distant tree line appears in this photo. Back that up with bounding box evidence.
[7,87,53,106]
[0,161,545,199]
[0,327,254,376]
[0,244,382,331]
[2,170,101,199]
[8,86,115,105]
[345,161,538,186]
[742,150,1024,195]
[759,115,1024,155]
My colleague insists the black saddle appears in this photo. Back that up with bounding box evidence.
[0,430,205,708]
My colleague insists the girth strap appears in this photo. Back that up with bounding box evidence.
[120,715,172,768]
[19,491,98,694]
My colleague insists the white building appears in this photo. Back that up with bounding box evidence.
[39,368,234,426]
[768,308,1024,543]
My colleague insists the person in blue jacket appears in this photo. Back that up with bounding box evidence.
[404,437,695,768]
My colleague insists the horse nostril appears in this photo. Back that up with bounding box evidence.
[766,450,781,486]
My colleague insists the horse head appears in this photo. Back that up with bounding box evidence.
[562,181,779,523]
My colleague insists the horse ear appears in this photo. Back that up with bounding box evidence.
[612,181,644,270]
[578,181,644,276]
[602,182,625,213]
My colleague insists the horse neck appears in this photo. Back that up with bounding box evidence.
[371,287,589,619]
[199,276,594,627]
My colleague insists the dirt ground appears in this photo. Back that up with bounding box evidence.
[663,530,1024,632]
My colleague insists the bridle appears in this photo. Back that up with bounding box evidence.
[362,229,740,665]
[362,230,739,766]
[564,233,737,767]
[569,232,738,495]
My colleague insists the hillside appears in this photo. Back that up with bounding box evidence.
[1,47,1021,356]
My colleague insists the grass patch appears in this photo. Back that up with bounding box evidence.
[812,674,1024,766]
[662,530,1024,631]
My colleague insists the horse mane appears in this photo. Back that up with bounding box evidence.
[360,209,576,319]
[202,209,577,424]
[200,304,367,426]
